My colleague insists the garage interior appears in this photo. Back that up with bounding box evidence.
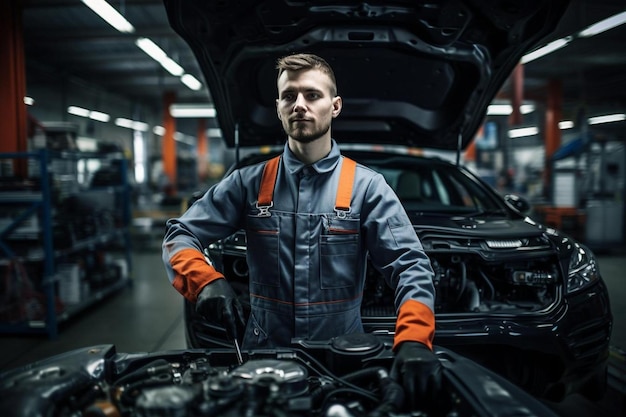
[1,1,625,416]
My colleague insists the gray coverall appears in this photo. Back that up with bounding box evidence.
[162,140,436,349]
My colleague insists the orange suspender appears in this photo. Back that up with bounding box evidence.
[257,155,280,208]
[335,157,356,212]
[257,155,356,216]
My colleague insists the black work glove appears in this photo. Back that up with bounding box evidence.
[196,279,246,342]
[390,341,443,411]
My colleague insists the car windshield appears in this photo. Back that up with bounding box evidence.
[366,160,505,215]
[234,151,507,216]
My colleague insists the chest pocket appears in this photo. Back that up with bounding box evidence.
[246,215,280,287]
[320,216,360,289]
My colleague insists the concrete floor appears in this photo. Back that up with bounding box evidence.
[0,237,624,416]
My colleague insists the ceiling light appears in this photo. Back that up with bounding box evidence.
[68,105,110,123]
[115,118,149,131]
[160,57,184,77]
[508,126,539,138]
[181,74,203,91]
[169,104,216,118]
[588,113,626,125]
[24,97,34,106]
[68,106,90,117]
[487,103,535,115]
[89,110,110,123]
[136,38,166,61]
[521,37,572,64]
[136,37,185,76]
[559,120,574,130]
[487,104,511,115]
[579,11,626,37]
[153,126,166,136]
[81,0,135,33]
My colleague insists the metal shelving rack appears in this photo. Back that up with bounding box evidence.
[0,149,132,338]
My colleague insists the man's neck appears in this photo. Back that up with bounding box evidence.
[287,136,332,165]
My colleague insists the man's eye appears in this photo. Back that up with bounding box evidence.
[282,94,294,101]
[308,93,320,99]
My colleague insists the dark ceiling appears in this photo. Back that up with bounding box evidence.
[20,0,626,140]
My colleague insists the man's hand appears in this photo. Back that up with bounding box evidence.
[196,279,246,342]
[390,341,443,410]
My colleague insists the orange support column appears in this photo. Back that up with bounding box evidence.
[162,91,177,195]
[197,119,208,182]
[0,0,28,155]
[544,79,562,192]
[464,134,476,162]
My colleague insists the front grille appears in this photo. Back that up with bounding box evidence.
[361,306,395,317]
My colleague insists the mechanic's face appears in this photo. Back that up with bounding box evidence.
[276,69,342,143]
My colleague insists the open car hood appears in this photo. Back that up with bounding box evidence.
[164,0,569,150]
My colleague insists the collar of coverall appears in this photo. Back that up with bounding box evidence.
[282,139,342,175]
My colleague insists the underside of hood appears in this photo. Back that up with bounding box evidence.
[164,0,569,150]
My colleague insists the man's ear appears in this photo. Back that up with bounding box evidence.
[276,99,281,120]
[332,96,342,118]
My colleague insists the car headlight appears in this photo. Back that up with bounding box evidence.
[566,243,600,294]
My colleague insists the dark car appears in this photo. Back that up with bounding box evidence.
[164,0,612,402]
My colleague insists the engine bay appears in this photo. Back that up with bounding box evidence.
[0,333,559,417]
[362,252,559,317]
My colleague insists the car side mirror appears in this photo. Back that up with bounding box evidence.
[504,194,531,214]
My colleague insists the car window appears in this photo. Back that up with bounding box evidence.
[376,165,502,213]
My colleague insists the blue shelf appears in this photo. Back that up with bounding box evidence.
[0,150,132,338]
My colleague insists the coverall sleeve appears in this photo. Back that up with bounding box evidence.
[361,172,436,351]
[162,170,246,302]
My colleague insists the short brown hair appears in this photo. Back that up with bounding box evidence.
[276,53,337,96]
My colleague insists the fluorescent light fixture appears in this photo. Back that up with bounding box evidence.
[68,105,91,117]
[115,118,134,129]
[115,117,149,131]
[579,11,626,37]
[136,37,186,76]
[181,74,203,91]
[508,126,539,138]
[135,38,166,61]
[24,96,34,106]
[68,105,110,122]
[169,104,216,118]
[81,0,134,33]
[132,121,149,132]
[521,37,572,64]
[487,104,511,115]
[89,110,110,122]
[588,113,626,125]
[153,126,166,136]
[160,57,184,77]
[487,103,535,115]
[559,120,574,130]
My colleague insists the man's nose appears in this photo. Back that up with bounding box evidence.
[293,93,306,112]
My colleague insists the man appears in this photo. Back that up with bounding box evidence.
[162,53,441,405]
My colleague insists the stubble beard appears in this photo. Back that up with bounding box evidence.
[287,121,330,144]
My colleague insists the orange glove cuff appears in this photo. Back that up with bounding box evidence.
[170,248,224,302]
[394,299,435,351]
